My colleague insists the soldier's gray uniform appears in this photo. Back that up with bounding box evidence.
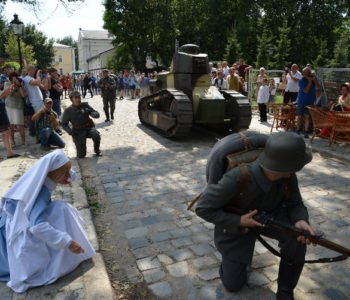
[197,132,313,299]
[196,161,308,294]
[98,76,116,121]
[61,102,101,158]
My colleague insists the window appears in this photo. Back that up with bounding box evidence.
[59,68,63,75]
[59,56,63,63]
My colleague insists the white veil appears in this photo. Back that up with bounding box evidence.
[1,150,69,244]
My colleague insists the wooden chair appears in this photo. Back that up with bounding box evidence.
[307,106,333,143]
[270,104,296,133]
[330,112,350,145]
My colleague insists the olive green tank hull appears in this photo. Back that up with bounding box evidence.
[138,89,252,137]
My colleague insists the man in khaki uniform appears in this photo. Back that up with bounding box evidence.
[98,69,116,122]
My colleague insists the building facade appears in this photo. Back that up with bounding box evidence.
[77,29,114,72]
[87,48,115,76]
[52,43,75,75]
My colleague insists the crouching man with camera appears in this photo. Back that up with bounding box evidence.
[32,98,65,151]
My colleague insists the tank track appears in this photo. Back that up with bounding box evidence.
[220,90,252,131]
[138,89,193,137]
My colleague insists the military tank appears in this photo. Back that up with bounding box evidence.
[138,44,252,137]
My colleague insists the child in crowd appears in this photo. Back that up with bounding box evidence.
[257,77,269,122]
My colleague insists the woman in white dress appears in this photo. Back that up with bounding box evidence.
[3,72,26,146]
[0,150,95,293]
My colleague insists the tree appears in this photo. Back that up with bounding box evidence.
[273,19,291,69]
[56,36,79,70]
[255,26,272,69]
[330,32,349,67]
[21,24,55,69]
[5,34,35,65]
[224,27,241,63]
[313,40,330,68]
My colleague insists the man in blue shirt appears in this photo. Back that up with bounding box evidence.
[297,67,320,138]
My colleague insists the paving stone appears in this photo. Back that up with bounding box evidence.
[118,212,143,222]
[142,268,166,283]
[251,253,278,269]
[132,246,155,259]
[171,237,193,248]
[142,216,160,225]
[192,256,218,271]
[125,226,148,239]
[248,271,270,287]
[198,268,220,281]
[128,237,149,250]
[323,288,348,300]
[166,261,189,277]
[151,231,172,242]
[190,244,215,256]
[148,281,172,298]
[191,233,212,243]
[157,254,174,265]
[169,228,192,238]
[122,219,142,230]
[261,264,278,281]
[136,256,161,271]
[171,249,194,261]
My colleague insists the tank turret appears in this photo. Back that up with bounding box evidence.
[138,44,252,137]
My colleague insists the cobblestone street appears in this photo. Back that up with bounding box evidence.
[73,94,350,300]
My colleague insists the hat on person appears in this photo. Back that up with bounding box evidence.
[69,91,81,99]
[257,132,312,173]
[102,69,109,73]
[259,67,265,71]
[44,98,53,104]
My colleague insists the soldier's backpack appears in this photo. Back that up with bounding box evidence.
[187,131,268,210]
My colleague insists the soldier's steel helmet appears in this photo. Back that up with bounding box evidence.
[69,91,81,99]
[257,132,312,173]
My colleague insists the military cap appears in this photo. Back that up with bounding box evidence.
[69,91,81,99]
[257,132,312,173]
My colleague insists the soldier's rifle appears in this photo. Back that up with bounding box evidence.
[225,206,350,263]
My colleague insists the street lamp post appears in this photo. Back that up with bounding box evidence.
[10,14,24,71]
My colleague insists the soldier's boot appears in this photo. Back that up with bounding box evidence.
[111,109,115,120]
[104,110,110,122]
[276,260,304,300]
[94,139,102,157]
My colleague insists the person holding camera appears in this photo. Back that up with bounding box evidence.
[61,91,101,158]
[283,64,302,104]
[297,67,320,139]
[31,98,65,151]
[23,65,46,113]
[1,72,26,146]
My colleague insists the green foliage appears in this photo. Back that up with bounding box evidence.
[273,19,291,69]
[22,25,55,69]
[255,24,272,69]
[313,40,330,68]
[105,1,350,69]
[330,32,349,68]
[5,34,35,65]
[224,27,241,63]
[2,61,20,70]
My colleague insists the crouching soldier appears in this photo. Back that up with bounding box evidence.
[62,91,102,158]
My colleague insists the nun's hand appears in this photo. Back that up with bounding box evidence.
[68,240,85,254]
